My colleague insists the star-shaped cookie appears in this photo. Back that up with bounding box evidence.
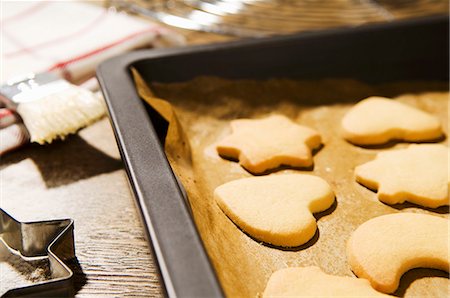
[355,144,449,208]
[216,115,322,174]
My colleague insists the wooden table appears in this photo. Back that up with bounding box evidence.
[2,118,162,296]
[0,25,229,296]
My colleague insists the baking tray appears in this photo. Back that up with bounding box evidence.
[97,15,449,297]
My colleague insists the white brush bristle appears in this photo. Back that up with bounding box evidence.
[17,84,105,144]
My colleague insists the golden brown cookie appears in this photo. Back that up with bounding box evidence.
[347,213,449,293]
[341,97,443,145]
[215,174,334,247]
[263,266,391,297]
[355,144,448,208]
[217,115,321,174]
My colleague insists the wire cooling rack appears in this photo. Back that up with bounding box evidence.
[110,0,448,37]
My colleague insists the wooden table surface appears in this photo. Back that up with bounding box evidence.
[0,23,229,296]
[1,3,447,296]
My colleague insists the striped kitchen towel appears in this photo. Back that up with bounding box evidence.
[1,1,184,84]
[0,1,184,155]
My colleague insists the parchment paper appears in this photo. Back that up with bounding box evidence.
[133,70,449,297]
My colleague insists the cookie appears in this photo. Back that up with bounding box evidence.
[341,97,443,145]
[355,144,448,208]
[216,115,321,174]
[214,174,334,247]
[347,213,449,293]
[263,266,391,297]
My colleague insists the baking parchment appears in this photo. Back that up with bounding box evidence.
[133,70,449,298]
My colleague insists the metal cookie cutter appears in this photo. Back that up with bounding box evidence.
[0,208,75,297]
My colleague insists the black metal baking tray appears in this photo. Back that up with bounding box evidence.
[97,15,448,297]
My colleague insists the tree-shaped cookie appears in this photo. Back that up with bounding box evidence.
[341,97,443,145]
[214,174,335,247]
[347,213,449,294]
[216,115,322,174]
[263,267,391,297]
[355,144,448,208]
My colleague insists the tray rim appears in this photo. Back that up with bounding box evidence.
[97,14,449,298]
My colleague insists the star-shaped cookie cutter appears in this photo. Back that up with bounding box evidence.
[0,208,75,297]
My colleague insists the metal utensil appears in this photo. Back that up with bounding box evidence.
[0,209,75,297]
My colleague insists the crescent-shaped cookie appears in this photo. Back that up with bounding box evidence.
[216,115,322,174]
[347,213,449,293]
[263,266,391,297]
[341,97,443,145]
[214,174,335,247]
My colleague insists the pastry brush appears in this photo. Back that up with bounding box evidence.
[0,72,105,144]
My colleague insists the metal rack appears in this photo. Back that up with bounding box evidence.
[111,0,448,37]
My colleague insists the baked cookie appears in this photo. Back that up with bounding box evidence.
[216,115,321,174]
[263,266,391,297]
[347,213,449,294]
[341,97,443,145]
[214,174,334,247]
[355,144,448,208]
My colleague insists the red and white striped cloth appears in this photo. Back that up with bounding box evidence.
[0,1,184,155]
[1,1,184,83]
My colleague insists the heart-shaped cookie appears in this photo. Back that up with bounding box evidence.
[214,174,334,247]
[341,97,443,145]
